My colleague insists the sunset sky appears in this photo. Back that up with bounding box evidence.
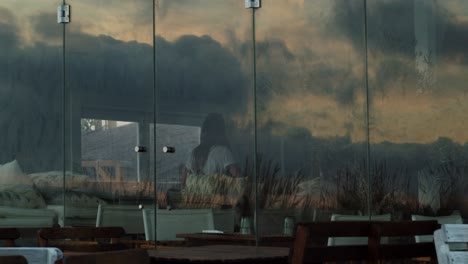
[2,0,468,144]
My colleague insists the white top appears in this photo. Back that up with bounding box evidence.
[186,145,236,175]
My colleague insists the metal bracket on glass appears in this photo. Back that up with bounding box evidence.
[162,146,175,153]
[245,0,261,9]
[57,4,70,24]
[134,146,147,153]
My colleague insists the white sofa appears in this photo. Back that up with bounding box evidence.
[0,206,57,228]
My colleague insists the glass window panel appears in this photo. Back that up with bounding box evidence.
[0,1,63,244]
[368,0,468,221]
[155,0,253,242]
[65,0,154,235]
[255,0,367,241]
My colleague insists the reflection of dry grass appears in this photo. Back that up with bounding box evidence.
[181,194,234,209]
[172,156,322,210]
[323,160,415,218]
[242,156,320,210]
[178,174,246,208]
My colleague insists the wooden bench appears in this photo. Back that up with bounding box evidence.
[37,226,128,252]
[0,228,20,247]
[63,249,150,264]
[0,255,28,264]
[290,220,440,263]
[434,224,468,264]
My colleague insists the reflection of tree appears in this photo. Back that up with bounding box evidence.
[81,119,102,132]
[429,137,465,164]
[435,160,468,215]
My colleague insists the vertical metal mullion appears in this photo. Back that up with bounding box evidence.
[363,0,372,218]
[252,7,259,247]
[152,0,158,249]
[62,0,67,227]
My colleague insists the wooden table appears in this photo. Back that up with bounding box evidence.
[176,233,294,247]
[148,245,289,264]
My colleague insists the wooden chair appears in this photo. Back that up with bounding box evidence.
[0,228,20,247]
[328,213,391,246]
[434,224,468,264]
[37,226,128,252]
[290,220,440,264]
[63,249,150,264]
[369,221,440,261]
[142,208,217,241]
[96,205,145,235]
[0,255,28,264]
[412,212,463,243]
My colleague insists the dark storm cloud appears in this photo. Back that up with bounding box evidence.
[0,6,249,170]
[63,30,248,115]
[331,0,415,56]
[331,0,468,62]
[0,32,62,171]
[371,57,417,98]
[31,12,62,40]
[240,38,362,107]
[440,19,468,63]
[0,7,18,49]
[156,35,249,114]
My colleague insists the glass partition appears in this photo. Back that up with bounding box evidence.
[0,0,63,237]
[64,0,154,234]
[154,0,253,241]
[3,0,467,248]
[368,0,468,222]
[254,0,367,241]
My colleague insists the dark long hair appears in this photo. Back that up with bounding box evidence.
[192,113,230,173]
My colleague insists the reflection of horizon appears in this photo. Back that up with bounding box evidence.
[2,5,468,145]
[2,2,468,169]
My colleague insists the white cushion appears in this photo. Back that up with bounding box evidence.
[47,205,98,227]
[0,160,34,186]
[48,191,107,208]
[28,171,90,200]
[0,190,35,208]
[0,160,46,209]
[0,206,57,228]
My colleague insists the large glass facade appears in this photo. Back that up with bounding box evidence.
[0,1,63,242]
[0,0,467,247]
[255,1,367,238]
[368,0,468,221]
[154,0,253,240]
[64,0,154,235]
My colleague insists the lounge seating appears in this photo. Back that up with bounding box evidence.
[96,205,145,235]
[143,208,230,241]
[0,255,28,264]
[328,213,391,246]
[290,220,440,264]
[412,212,463,243]
[37,226,128,252]
[63,249,150,264]
[0,228,20,246]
